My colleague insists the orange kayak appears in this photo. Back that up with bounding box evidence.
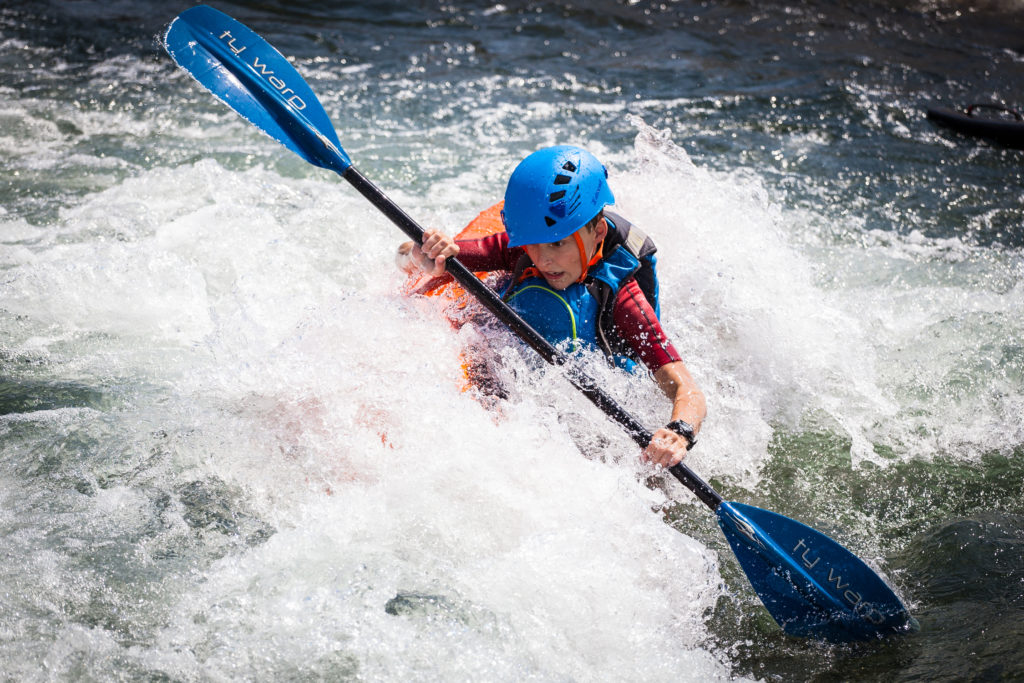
[401,201,506,324]
[402,202,508,395]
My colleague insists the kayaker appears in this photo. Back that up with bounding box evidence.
[397,145,706,468]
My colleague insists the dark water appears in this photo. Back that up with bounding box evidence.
[2,1,1023,680]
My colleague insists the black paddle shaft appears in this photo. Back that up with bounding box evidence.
[342,166,724,510]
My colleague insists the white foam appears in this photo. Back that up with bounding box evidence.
[614,118,1023,467]
[3,85,1019,678]
[0,155,736,678]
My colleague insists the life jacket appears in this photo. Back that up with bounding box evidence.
[502,210,659,371]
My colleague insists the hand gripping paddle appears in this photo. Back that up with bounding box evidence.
[163,5,918,642]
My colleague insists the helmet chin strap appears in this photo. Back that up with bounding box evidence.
[573,230,604,283]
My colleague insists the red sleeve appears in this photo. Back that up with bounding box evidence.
[612,279,682,372]
[455,230,526,272]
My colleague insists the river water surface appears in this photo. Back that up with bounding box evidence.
[1,1,1023,680]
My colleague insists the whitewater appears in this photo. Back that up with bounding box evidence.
[2,1,1022,680]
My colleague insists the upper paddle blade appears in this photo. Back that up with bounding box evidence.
[163,5,351,174]
[717,501,918,642]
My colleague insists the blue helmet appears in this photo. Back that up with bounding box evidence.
[501,146,615,248]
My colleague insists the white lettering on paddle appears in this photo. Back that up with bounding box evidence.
[792,538,886,625]
[218,30,307,110]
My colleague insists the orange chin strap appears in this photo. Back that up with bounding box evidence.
[572,231,604,283]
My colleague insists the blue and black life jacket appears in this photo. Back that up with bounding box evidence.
[501,211,660,370]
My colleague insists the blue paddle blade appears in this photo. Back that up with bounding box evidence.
[717,501,918,642]
[163,5,351,174]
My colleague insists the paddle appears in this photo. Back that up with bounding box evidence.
[163,5,917,643]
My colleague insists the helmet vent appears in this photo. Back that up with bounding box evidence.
[562,161,577,172]
[549,190,566,201]
[544,216,557,227]
[553,174,572,185]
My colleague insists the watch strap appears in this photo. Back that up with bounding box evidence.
[665,420,696,450]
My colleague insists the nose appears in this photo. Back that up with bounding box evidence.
[534,246,555,268]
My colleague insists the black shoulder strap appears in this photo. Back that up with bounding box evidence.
[584,277,619,360]
[504,253,534,298]
[587,212,661,363]
[604,210,656,260]
[603,211,658,312]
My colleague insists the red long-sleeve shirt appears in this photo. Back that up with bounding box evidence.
[456,230,682,373]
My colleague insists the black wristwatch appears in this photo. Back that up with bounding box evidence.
[665,420,697,450]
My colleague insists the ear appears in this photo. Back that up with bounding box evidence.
[593,216,609,242]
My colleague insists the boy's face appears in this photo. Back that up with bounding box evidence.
[522,217,608,291]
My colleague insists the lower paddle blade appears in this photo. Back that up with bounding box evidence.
[163,5,351,174]
[717,501,918,642]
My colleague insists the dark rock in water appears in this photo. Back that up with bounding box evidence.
[926,104,1024,150]
[384,591,459,618]
[0,378,109,416]
[175,478,276,547]
[384,590,501,633]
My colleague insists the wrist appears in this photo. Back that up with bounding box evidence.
[665,420,696,450]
